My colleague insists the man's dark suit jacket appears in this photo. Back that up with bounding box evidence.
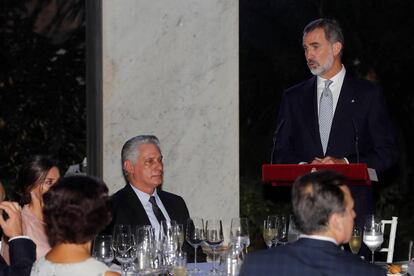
[0,238,36,276]
[274,73,399,227]
[108,184,198,261]
[274,73,398,173]
[239,238,386,276]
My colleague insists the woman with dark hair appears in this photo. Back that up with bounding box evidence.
[30,175,119,276]
[1,155,60,263]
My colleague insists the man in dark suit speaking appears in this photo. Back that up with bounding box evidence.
[273,18,398,226]
[0,201,36,276]
[240,171,385,276]
[109,135,193,257]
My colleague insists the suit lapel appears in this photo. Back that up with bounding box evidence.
[158,191,174,220]
[328,73,357,154]
[124,184,152,226]
[302,77,324,155]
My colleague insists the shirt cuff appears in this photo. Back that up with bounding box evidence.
[8,236,31,242]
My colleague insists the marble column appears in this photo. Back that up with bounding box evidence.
[101,0,239,232]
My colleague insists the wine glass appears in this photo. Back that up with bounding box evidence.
[205,219,224,275]
[186,217,205,273]
[276,214,287,245]
[113,224,137,275]
[263,216,278,249]
[349,226,362,255]
[287,214,300,243]
[363,215,383,263]
[174,224,185,252]
[230,217,250,253]
[92,235,114,266]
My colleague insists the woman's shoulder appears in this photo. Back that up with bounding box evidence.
[31,257,111,275]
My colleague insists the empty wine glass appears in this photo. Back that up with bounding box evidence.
[174,224,185,252]
[363,215,383,263]
[205,219,224,275]
[113,224,137,275]
[92,235,114,266]
[276,214,287,245]
[230,217,250,253]
[349,226,362,255]
[186,217,205,273]
[263,216,278,249]
[287,214,300,243]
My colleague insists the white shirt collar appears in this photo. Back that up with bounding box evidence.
[129,184,157,202]
[299,234,338,245]
[317,65,346,114]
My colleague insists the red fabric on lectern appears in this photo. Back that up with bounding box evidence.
[262,163,371,186]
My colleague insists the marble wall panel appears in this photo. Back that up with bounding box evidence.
[102,0,239,234]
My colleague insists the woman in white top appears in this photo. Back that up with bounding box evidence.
[30,175,119,276]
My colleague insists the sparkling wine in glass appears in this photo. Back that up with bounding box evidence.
[263,217,278,249]
[363,215,383,263]
[349,227,362,254]
[92,235,114,266]
[186,217,205,273]
[205,219,224,275]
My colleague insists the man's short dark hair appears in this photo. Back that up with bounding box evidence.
[43,175,112,246]
[291,170,347,235]
[303,18,344,48]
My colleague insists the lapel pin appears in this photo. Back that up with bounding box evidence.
[351,99,355,103]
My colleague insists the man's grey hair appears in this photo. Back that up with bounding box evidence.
[303,18,344,53]
[121,135,161,177]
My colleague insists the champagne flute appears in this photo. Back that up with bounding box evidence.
[174,224,185,252]
[349,227,362,254]
[205,219,224,275]
[92,235,114,266]
[263,217,277,249]
[186,217,205,273]
[363,215,383,263]
[113,224,137,275]
[230,217,250,253]
[276,214,288,245]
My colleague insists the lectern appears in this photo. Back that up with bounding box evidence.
[262,163,371,186]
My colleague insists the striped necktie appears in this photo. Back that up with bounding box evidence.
[149,196,166,223]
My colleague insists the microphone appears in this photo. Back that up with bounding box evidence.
[270,119,285,164]
[352,119,360,164]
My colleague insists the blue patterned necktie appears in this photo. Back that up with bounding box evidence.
[319,80,333,154]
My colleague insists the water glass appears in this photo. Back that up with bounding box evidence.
[363,215,383,263]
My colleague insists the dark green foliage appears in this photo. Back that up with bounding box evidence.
[0,1,85,197]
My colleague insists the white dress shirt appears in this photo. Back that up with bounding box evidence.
[317,65,346,116]
[130,184,171,237]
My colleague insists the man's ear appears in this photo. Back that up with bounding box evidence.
[332,41,342,56]
[329,213,344,236]
[124,160,134,175]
